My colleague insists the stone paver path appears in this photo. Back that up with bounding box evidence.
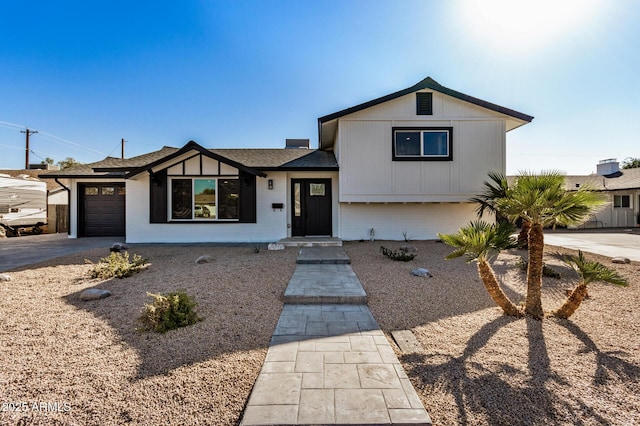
[241,247,431,425]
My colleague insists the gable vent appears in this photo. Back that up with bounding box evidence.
[416,92,433,115]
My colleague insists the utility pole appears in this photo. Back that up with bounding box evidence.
[21,128,38,169]
[121,138,126,159]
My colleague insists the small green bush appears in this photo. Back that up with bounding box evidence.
[380,246,416,262]
[87,252,148,279]
[138,291,203,333]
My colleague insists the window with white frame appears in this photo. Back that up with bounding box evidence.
[170,178,239,220]
[613,194,631,208]
[393,127,452,161]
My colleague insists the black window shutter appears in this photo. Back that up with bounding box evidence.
[416,92,433,115]
[149,169,168,223]
[239,171,257,223]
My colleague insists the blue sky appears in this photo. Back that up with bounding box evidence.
[1,0,638,175]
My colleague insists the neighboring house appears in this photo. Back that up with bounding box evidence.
[40,76,533,242]
[0,168,69,234]
[563,159,640,228]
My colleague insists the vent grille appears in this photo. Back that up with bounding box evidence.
[416,92,433,115]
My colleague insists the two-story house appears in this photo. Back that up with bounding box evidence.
[41,77,533,242]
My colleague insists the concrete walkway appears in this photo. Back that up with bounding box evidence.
[241,247,431,425]
[544,229,640,262]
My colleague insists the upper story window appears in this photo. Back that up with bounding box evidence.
[613,194,631,208]
[392,127,453,161]
[170,177,240,221]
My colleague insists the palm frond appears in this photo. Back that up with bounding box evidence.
[564,250,628,286]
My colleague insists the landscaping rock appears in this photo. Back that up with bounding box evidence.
[400,245,418,253]
[0,273,12,281]
[195,255,212,264]
[612,257,631,264]
[267,243,285,251]
[110,243,129,252]
[412,268,433,278]
[79,289,111,301]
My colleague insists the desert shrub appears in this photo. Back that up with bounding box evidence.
[517,257,561,279]
[138,291,203,333]
[87,252,148,279]
[380,246,416,262]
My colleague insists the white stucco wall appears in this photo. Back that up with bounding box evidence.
[125,172,291,243]
[339,202,477,241]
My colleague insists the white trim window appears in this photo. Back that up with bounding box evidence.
[613,194,631,208]
[170,177,240,221]
[392,127,453,161]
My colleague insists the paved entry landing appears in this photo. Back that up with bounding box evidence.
[241,247,431,425]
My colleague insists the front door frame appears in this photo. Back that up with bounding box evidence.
[291,178,332,236]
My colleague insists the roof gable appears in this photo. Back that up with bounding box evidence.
[126,140,267,178]
[318,76,534,149]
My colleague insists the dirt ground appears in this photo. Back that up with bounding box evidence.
[0,240,638,425]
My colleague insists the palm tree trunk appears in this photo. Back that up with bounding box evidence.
[553,283,588,319]
[518,220,531,248]
[478,260,523,317]
[525,222,545,319]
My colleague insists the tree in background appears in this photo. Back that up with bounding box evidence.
[41,157,55,165]
[57,157,83,169]
[621,157,640,169]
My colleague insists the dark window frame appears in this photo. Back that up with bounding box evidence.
[168,176,240,222]
[392,127,453,161]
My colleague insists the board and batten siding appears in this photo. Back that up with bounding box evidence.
[335,90,507,203]
[339,202,477,241]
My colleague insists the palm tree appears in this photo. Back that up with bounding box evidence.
[439,220,523,317]
[494,171,605,319]
[470,172,529,248]
[554,250,628,319]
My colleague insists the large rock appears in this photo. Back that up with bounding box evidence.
[0,274,12,281]
[110,243,129,252]
[400,245,418,253]
[412,268,433,278]
[268,243,285,251]
[612,257,631,264]
[80,289,111,301]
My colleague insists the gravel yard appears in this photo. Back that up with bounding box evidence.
[1,240,638,425]
[345,240,640,426]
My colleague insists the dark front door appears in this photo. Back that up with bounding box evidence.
[79,183,126,237]
[291,179,332,236]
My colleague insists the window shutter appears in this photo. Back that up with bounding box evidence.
[149,169,168,223]
[416,92,433,115]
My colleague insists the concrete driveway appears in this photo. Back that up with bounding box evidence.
[0,233,120,271]
[544,229,640,262]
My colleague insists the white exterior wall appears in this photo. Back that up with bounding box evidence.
[339,202,477,241]
[586,190,640,228]
[126,172,290,243]
[336,90,507,203]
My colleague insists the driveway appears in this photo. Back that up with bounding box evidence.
[0,233,119,271]
[544,228,640,262]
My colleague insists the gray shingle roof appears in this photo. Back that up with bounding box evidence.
[38,144,337,179]
[507,168,640,192]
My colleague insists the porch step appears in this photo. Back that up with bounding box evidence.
[277,237,343,247]
[283,264,368,305]
[296,247,350,264]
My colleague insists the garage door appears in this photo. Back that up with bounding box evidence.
[79,183,125,237]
